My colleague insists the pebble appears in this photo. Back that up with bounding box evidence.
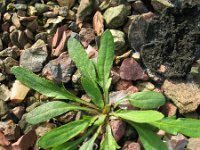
[110,29,126,51]
[159,102,177,117]
[79,27,96,48]
[59,6,68,17]
[115,79,133,91]
[11,106,25,120]
[35,3,49,15]
[132,51,140,60]
[162,79,200,114]
[0,73,6,82]
[14,4,27,10]
[122,141,141,150]
[10,80,30,103]
[20,39,48,72]
[110,119,126,141]
[132,0,148,13]
[11,13,21,28]
[0,84,10,101]
[3,57,19,74]
[136,81,155,91]
[11,130,37,150]
[57,0,76,8]
[104,4,130,28]
[93,11,104,36]
[151,0,174,13]
[0,131,10,146]
[35,123,56,137]
[0,47,18,58]
[0,38,3,51]
[187,138,200,150]
[0,100,8,116]
[42,52,75,83]
[120,58,148,81]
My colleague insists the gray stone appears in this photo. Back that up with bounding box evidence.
[14,4,27,10]
[165,134,188,150]
[59,6,68,17]
[104,4,130,29]
[151,0,174,12]
[42,52,75,83]
[128,15,149,51]
[122,141,141,150]
[20,40,48,72]
[35,32,48,42]
[0,47,18,59]
[77,0,95,22]
[0,84,10,101]
[0,100,8,116]
[0,73,6,82]
[35,3,49,15]
[110,29,126,51]
[162,80,200,114]
[3,57,19,74]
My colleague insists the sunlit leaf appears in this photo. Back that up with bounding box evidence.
[113,110,164,123]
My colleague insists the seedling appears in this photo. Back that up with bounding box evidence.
[11,30,200,150]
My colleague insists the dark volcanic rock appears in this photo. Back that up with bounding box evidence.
[141,5,200,78]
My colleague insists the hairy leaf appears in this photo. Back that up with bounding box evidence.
[97,30,114,91]
[52,127,96,150]
[127,91,166,109]
[113,110,164,123]
[150,117,200,138]
[130,122,168,150]
[67,38,96,81]
[100,124,120,150]
[11,66,79,101]
[81,77,104,108]
[79,127,100,150]
[26,101,94,124]
[37,117,96,148]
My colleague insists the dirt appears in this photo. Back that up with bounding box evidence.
[141,4,200,78]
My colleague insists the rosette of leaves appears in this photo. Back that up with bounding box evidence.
[11,30,200,150]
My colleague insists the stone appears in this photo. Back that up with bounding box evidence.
[93,11,104,36]
[35,32,48,42]
[128,15,149,51]
[79,27,96,48]
[136,81,155,91]
[120,58,148,81]
[59,6,68,17]
[0,73,6,82]
[0,100,8,116]
[1,120,21,141]
[52,27,71,57]
[132,0,148,13]
[187,138,200,150]
[0,38,3,51]
[0,84,10,101]
[20,39,48,72]
[14,4,27,10]
[0,132,10,146]
[86,45,98,58]
[151,0,174,12]
[11,13,21,28]
[162,80,200,114]
[0,47,18,58]
[104,4,130,29]
[11,106,25,120]
[132,51,140,60]
[3,57,19,74]
[35,123,56,137]
[110,29,126,51]
[42,52,75,83]
[57,112,76,123]
[10,80,30,103]
[27,19,38,32]
[43,11,58,18]
[115,80,133,91]
[3,12,11,21]
[57,0,75,8]
[160,102,177,116]
[165,134,188,150]
[11,130,37,150]
[77,0,95,22]
[35,3,49,15]
[111,67,120,84]
[122,141,141,150]
[110,119,126,141]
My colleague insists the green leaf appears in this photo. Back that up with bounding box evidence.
[67,38,96,81]
[113,110,164,123]
[129,122,168,150]
[150,117,200,138]
[81,77,104,109]
[26,101,94,125]
[97,30,114,91]
[100,124,120,150]
[94,115,106,126]
[37,117,96,148]
[79,127,100,150]
[11,66,79,101]
[127,91,166,109]
[52,127,96,150]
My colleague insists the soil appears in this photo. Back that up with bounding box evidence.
[141,4,200,78]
